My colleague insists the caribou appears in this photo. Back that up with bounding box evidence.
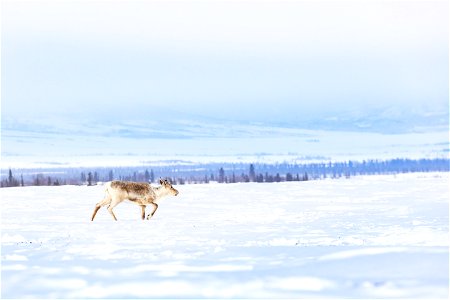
[91,179,179,221]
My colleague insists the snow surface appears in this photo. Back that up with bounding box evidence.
[1,172,449,298]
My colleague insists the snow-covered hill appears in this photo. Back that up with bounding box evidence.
[2,172,448,298]
[2,102,448,169]
[1,113,448,169]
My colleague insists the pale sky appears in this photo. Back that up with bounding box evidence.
[2,0,448,123]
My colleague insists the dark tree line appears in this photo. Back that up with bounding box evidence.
[2,158,448,188]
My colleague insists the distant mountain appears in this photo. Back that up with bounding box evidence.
[2,104,447,140]
[298,105,448,134]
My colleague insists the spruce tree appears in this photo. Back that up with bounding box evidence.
[249,164,256,182]
[87,172,93,186]
[219,168,225,183]
[8,169,13,186]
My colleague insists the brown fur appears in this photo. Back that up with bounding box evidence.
[110,181,152,197]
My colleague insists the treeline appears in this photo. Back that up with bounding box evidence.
[1,158,449,188]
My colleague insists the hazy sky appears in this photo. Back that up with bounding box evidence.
[2,0,448,123]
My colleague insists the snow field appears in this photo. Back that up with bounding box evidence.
[1,172,448,298]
